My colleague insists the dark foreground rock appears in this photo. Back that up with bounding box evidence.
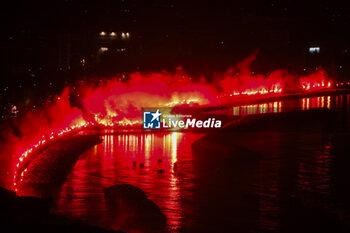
[0,186,123,233]
[104,184,167,233]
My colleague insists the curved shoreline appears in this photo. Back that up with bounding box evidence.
[15,134,102,197]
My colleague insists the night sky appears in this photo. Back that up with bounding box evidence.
[0,0,349,111]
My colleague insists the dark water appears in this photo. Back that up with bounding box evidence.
[55,132,202,231]
[53,94,350,232]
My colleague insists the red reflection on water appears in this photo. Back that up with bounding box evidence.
[239,101,282,115]
[302,98,310,110]
[216,101,283,116]
[301,96,333,110]
[327,96,331,109]
[55,132,202,231]
[212,94,349,117]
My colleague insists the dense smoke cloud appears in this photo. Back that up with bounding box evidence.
[0,52,333,188]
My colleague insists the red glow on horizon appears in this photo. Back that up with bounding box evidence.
[6,53,339,192]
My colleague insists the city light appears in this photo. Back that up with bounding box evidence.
[99,47,108,53]
[309,47,320,53]
[80,58,86,66]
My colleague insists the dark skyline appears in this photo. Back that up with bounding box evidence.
[1,1,349,72]
[1,0,350,112]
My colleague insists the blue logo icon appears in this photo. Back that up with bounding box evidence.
[143,109,161,129]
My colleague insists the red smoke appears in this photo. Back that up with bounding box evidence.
[216,52,286,96]
[0,88,86,189]
[300,68,332,90]
[0,52,336,190]
[81,70,218,126]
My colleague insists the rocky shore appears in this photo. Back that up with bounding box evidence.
[0,186,123,233]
